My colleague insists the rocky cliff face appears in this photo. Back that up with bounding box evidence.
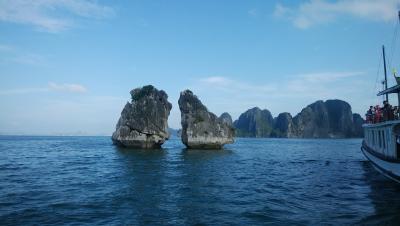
[352,113,364,137]
[179,90,235,149]
[112,85,172,148]
[234,99,364,138]
[272,112,296,138]
[233,107,274,137]
[293,100,354,138]
[219,112,233,126]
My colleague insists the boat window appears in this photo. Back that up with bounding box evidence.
[368,131,370,145]
[378,130,382,148]
[382,130,386,149]
[372,130,375,146]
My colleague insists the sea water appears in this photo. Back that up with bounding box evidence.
[1,136,400,225]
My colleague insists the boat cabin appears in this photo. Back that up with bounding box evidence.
[363,83,400,161]
[363,121,400,160]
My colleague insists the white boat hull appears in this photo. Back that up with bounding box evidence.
[361,142,400,183]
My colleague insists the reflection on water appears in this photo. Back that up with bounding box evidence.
[358,161,400,224]
[115,145,166,156]
[178,148,236,225]
[114,145,235,225]
[114,146,169,225]
[181,148,233,161]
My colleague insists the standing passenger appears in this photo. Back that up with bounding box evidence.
[366,106,373,123]
[383,100,389,121]
[375,105,382,123]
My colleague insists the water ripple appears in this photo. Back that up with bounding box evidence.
[0,136,400,225]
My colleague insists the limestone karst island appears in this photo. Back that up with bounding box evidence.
[112,85,235,149]
[112,85,364,149]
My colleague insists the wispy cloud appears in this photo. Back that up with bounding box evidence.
[48,82,87,93]
[0,0,114,32]
[11,53,47,66]
[284,71,366,96]
[0,44,47,66]
[248,8,259,17]
[299,71,364,82]
[0,82,87,95]
[274,0,399,29]
[200,76,233,86]
[200,76,276,93]
[192,71,368,119]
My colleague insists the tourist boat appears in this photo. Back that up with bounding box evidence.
[361,13,400,183]
[362,115,400,183]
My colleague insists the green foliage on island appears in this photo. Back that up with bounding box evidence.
[132,85,155,102]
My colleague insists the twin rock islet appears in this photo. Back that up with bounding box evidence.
[112,85,235,149]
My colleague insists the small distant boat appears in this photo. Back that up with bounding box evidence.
[361,12,400,183]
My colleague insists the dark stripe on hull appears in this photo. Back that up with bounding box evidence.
[361,146,400,183]
[362,140,400,163]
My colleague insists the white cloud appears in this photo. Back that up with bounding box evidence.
[48,82,87,93]
[200,76,277,93]
[274,0,400,29]
[0,82,87,95]
[200,76,233,86]
[0,0,114,32]
[248,8,259,17]
[0,44,47,66]
[300,71,364,82]
[192,71,369,121]
[11,53,47,66]
[273,4,291,18]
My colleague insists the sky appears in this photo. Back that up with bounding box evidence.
[1,0,400,135]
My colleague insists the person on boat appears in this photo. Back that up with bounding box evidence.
[374,105,382,123]
[366,106,374,123]
[394,106,399,120]
[382,100,395,121]
[372,106,376,122]
[388,103,395,120]
[382,100,390,121]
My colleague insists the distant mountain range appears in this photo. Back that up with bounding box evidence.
[234,99,364,138]
[170,99,364,139]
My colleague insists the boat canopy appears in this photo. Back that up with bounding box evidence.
[377,84,400,96]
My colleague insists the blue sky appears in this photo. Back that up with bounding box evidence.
[0,0,400,135]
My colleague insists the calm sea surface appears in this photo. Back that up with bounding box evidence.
[1,136,400,225]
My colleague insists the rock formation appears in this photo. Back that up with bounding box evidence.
[112,85,172,148]
[272,112,296,138]
[219,112,233,126]
[233,107,274,137]
[178,90,235,149]
[234,99,365,138]
[352,113,364,137]
[293,100,355,138]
